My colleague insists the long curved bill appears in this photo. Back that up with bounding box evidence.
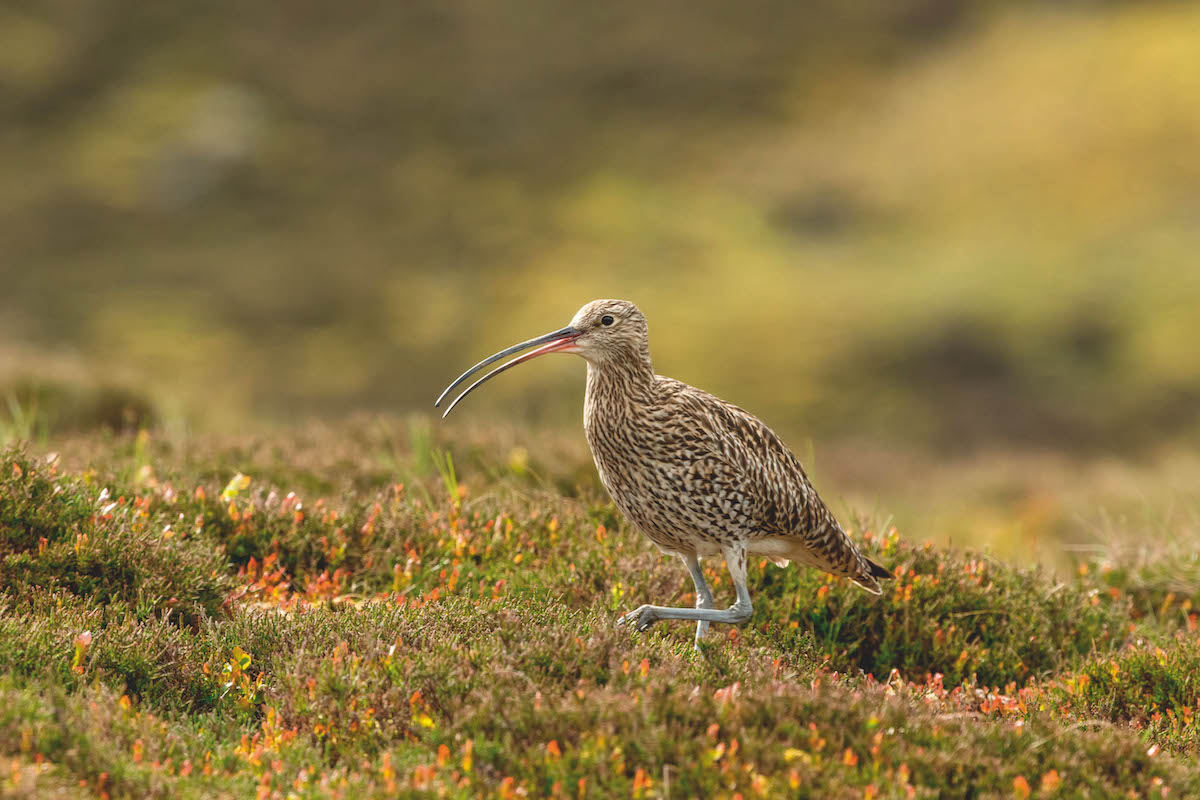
[435,326,580,417]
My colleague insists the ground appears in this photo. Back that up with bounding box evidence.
[1,418,1199,798]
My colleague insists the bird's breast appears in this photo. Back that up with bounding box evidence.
[584,402,748,554]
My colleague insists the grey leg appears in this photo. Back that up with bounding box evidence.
[685,554,715,645]
[618,545,753,634]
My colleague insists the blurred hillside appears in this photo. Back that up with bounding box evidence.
[2,0,1199,453]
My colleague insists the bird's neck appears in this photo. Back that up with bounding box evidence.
[584,355,655,421]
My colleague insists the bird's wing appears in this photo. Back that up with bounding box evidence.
[656,377,880,584]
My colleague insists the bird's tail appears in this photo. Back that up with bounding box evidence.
[850,556,894,596]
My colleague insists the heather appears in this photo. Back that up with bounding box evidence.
[2,425,1198,798]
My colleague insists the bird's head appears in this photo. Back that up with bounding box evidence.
[435,298,650,416]
[568,299,649,365]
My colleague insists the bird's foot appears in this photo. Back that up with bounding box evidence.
[616,604,659,632]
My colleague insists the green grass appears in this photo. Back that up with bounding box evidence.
[1,424,1199,797]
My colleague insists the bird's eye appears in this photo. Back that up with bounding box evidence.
[601,315,614,326]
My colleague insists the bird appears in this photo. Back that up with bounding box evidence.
[435,299,891,647]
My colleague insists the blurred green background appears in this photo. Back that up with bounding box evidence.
[2,0,1199,469]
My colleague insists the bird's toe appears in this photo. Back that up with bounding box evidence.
[617,604,657,632]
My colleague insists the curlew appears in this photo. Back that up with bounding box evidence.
[435,299,891,646]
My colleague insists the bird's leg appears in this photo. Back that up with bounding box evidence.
[685,554,715,645]
[617,545,753,634]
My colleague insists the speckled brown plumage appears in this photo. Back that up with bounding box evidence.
[437,298,892,645]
